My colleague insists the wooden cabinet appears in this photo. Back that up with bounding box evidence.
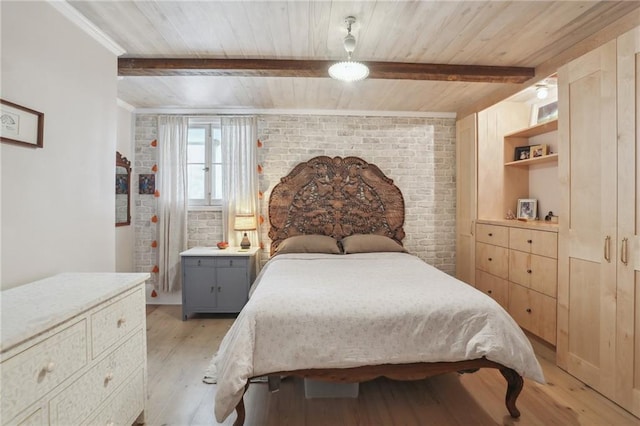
[475,221,558,345]
[558,26,640,416]
[181,247,258,320]
[0,273,148,426]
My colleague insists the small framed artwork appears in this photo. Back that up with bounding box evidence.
[0,99,44,148]
[517,199,538,220]
[139,174,155,194]
[514,145,531,161]
[530,144,548,158]
[531,100,558,125]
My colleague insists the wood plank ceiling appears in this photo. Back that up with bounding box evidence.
[69,0,640,114]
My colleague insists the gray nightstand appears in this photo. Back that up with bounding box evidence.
[180,247,259,320]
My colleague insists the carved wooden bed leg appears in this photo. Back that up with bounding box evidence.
[233,383,250,426]
[499,368,524,418]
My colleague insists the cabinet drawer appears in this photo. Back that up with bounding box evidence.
[50,330,144,426]
[0,320,87,422]
[475,224,509,248]
[509,250,557,298]
[216,257,248,268]
[91,288,144,358]
[183,257,216,268]
[509,228,558,258]
[83,368,144,426]
[475,242,509,278]
[475,269,508,310]
[508,283,557,345]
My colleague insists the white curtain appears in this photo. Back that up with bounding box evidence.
[221,116,260,248]
[157,116,189,292]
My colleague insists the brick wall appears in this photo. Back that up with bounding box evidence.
[133,113,456,291]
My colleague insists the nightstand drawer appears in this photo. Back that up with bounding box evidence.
[50,330,144,426]
[183,257,216,268]
[91,288,144,358]
[216,257,248,268]
[1,320,87,422]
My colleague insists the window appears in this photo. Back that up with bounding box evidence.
[187,119,222,207]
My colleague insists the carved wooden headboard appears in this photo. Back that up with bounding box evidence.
[268,156,405,255]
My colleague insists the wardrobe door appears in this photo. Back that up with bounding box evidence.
[616,26,640,416]
[455,114,477,285]
[557,39,618,399]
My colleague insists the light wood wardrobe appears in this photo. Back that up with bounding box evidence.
[557,26,639,416]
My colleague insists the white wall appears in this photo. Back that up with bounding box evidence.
[1,1,117,289]
[116,102,135,272]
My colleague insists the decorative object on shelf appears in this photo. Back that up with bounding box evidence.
[234,214,257,250]
[529,144,548,158]
[217,241,229,249]
[514,145,531,161]
[0,99,44,148]
[139,173,155,194]
[544,211,558,223]
[328,16,369,82]
[533,100,558,124]
[517,199,537,220]
[506,209,516,220]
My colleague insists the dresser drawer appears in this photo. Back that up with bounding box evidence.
[1,320,87,422]
[509,228,558,258]
[509,250,558,298]
[475,242,509,278]
[83,368,144,426]
[91,288,144,358]
[475,223,509,248]
[49,330,144,426]
[475,269,508,310]
[508,283,557,345]
[183,257,216,268]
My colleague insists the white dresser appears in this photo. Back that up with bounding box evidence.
[0,273,149,425]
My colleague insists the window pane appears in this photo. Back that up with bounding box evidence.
[188,127,206,143]
[188,164,205,200]
[211,164,223,202]
[187,141,205,163]
[212,128,222,162]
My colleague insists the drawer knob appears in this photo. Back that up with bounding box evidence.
[487,290,492,294]
[105,372,114,382]
[527,269,532,274]
[488,257,492,261]
[106,422,115,426]
[488,233,493,237]
[527,239,533,244]
[526,308,532,313]
[45,361,55,373]
[117,317,127,327]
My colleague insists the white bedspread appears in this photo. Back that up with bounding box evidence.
[213,253,544,422]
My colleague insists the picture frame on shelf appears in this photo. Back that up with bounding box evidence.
[514,145,531,161]
[517,199,538,220]
[530,144,548,158]
[531,100,558,125]
[0,99,44,148]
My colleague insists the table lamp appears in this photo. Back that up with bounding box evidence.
[234,214,257,250]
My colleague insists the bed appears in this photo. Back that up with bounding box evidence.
[213,156,544,425]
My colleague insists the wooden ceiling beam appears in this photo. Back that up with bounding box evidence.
[118,58,534,84]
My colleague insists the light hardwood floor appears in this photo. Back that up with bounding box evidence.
[145,305,638,425]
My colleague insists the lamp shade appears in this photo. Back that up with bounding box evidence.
[328,61,369,82]
[234,214,257,231]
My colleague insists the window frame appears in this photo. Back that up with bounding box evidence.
[187,118,222,209]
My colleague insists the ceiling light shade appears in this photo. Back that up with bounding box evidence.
[329,16,369,82]
[329,61,369,82]
[536,84,549,99]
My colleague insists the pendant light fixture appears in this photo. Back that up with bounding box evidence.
[328,16,369,82]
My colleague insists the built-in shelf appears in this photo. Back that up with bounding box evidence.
[505,119,558,139]
[505,153,558,167]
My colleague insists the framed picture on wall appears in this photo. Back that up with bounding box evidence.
[514,145,531,161]
[0,99,44,148]
[517,199,537,220]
